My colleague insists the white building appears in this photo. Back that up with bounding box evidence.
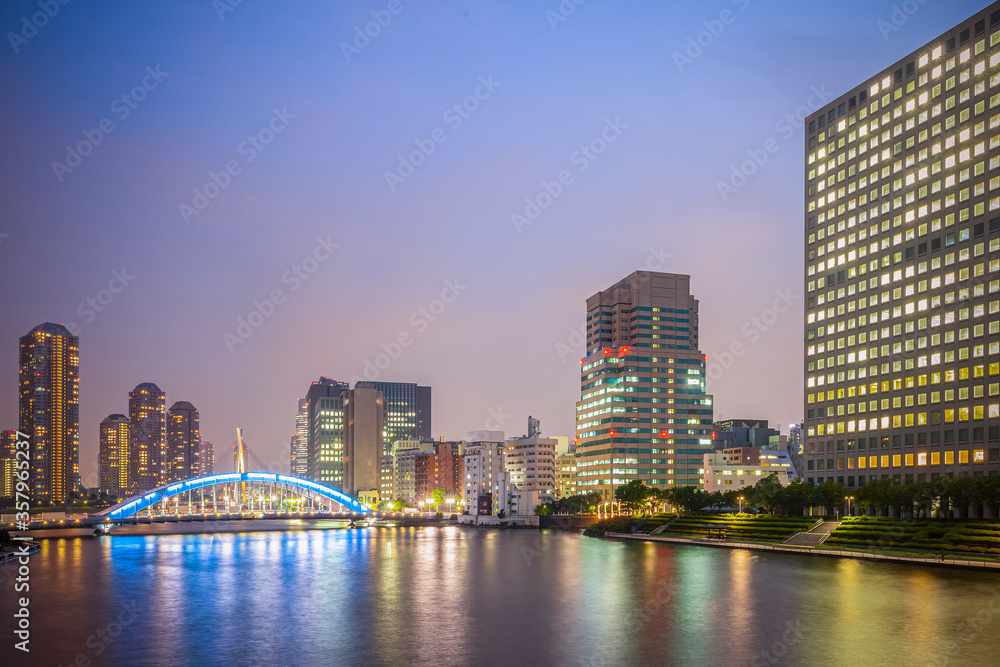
[702,451,792,493]
[505,434,557,504]
[463,431,511,516]
[380,439,424,504]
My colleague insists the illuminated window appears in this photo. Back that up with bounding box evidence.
[945,451,954,465]
[973,449,985,463]
[959,450,969,464]
[917,453,927,466]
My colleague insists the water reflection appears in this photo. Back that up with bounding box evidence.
[4,528,1000,666]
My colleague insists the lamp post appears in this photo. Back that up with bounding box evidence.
[738,496,744,514]
[446,498,455,516]
[846,496,854,516]
[418,501,424,515]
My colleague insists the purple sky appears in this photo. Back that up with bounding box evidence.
[0,0,988,486]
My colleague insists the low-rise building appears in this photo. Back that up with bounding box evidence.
[463,431,511,517]
[702,451,792,493]
[505,421,557,504]
[556,451,578,499]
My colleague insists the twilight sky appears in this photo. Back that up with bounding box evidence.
[0,0,988,486]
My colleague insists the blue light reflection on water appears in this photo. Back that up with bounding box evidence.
[3,525,1000,666]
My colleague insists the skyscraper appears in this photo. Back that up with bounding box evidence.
[575,272,714,499]
[1,430,17,500]
[98,414,129,497]
[19,323,80,504]
[355,381,431,447]
[199,440,215,476]
[803,4,1000,487]
[291,397,309,477]
[343,386,384,495]
[306,377,349,487]
[166,401,200,482]
[128,382,167,492]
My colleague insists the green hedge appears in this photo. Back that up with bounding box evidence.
[829,518,1000,554]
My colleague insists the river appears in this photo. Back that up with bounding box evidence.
[2,523,999,666]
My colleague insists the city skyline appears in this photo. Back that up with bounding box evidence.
[0,1,988,487]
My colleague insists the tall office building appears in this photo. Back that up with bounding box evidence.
[1,430,17,499]
[98,414,129,497]
[803,4,1000,487]
[128,382,167,492]
[19,323,80,504]
[199,440,215,476]
[575,272,714,499]
[355,381,431,448]
[291,397,309,477]
[343,387,384,495]
[306,377,349,488]
[166,401,200,483]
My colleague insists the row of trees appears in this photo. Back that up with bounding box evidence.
[615,473,1000,518]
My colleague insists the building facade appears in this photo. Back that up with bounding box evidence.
[291,397,309,477]
[343,386,384,495]
[305,377,349,488]
[505,428,557,503]
[414,441,463,504]
[575,272,714,499]
[98,414,129,497]
[19,323,80,504]
[0,430,17,499]
[556,451,578,499]
[380,439,423,504]
[199,440,215,476]
[803,4,1000,487]
[712,419,779,450]
[702,451,793,493]
[355,381,432,447]
[166,401,200,483]
[128,382,167,492]
[463,431,510,516]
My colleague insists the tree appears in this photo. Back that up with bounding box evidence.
[666,486,709,513]
[615,480,651,513]
[431,488,446,507]
[535,504,553,516]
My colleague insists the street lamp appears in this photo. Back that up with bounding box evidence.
[738,496,744,514]
[846,496,855,516]
[418,501,424,515]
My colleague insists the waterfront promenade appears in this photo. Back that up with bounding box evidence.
[607,532,1000,570]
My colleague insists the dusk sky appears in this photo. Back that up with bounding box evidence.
[0,0,988,487]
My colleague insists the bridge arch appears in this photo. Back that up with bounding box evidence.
[91,472,371,521]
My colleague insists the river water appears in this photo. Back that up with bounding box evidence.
[2,523,999,666]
